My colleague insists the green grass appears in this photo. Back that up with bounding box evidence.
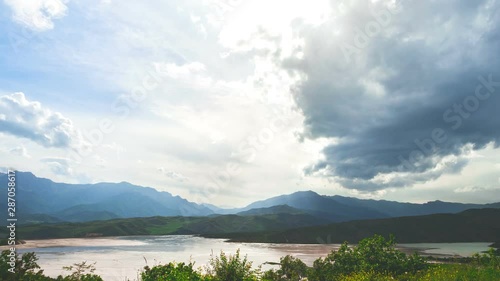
[326,265,500,281]
[406,264,500,281]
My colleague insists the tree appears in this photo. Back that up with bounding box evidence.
[58,261,103,281]
[141,262,205,281]
[309,235,427,280]
[206,249,260,281]
[0,250,52,281]
[263,255,307,281]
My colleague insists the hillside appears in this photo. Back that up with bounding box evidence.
[215,191,500,223]
[327,195,500,217]
[0,212,326,240]
[227,191,389,222]
[236,205,305,216]
[1,172,499,224]
[206,208,500,244]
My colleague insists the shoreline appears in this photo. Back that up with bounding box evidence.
[1,235,487,258]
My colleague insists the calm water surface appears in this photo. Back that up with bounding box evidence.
[17,235,338,281]
[15,236,493,281]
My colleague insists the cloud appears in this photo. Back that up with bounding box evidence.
[455,185,500,193]
[0,92,84,149]
[157,167,189,182]
[41,157,72,175]
[9,145,31,158]
[3,0,69,31]
[281,0,500,191]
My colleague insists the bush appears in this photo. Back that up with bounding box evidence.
[0,250,52,281]
[206,249,260,281]
[409,263,500,281]
[263,255,307,281]
[309,235,427,280]
[0,251,103,281]
[472,248,500,269]
[141,262,205,281]
[57,261,103,281]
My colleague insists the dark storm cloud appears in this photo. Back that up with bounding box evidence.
[284,0,500,190]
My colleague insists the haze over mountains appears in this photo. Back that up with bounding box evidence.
[1,171,499,224]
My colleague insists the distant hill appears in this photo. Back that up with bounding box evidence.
[1,171,499,224]
[326,195,500,217]
[0,171,213,223]
[236,205,305,216]
[217,191,500,223]
[1,213,327,240]
[210,208,500,244]
[16,213,63,225]
[229,191,389,222]
[175,213,328,235]
[5,209,499,244]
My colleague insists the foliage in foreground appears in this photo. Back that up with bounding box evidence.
[2,234,500,280]
[141,262,204,281]
[0,250,103,281]
[307,235,427,280]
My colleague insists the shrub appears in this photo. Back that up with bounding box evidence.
[206,249,260,281]
[309,235,427,280]
[141,262,204,281]
[57,261,103,281]
[472,248,500,269]
[262,255,307,281]
[0,250,52,281]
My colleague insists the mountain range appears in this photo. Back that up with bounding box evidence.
[1,171,499,224]
[0,171,213,223]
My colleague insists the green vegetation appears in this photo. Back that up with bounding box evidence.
[211,208,500,244]
[0,213,322,240]
[306,235,427,280]
[141,262,204,281]
[262,255,307,281]
[5,208,498,245]
[2,235,499,280]
[0,250,102,281]
[205,249,260,281]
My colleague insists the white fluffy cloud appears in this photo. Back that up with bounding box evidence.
[4,0,68,31]
[0,92,84,149]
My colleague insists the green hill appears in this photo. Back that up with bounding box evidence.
[0,212,324,240]
[206,208,500,244]
[236,205,306,216]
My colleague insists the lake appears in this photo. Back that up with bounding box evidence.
[11,236,493,281]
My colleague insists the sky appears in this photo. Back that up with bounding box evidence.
[1,0,500,207]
